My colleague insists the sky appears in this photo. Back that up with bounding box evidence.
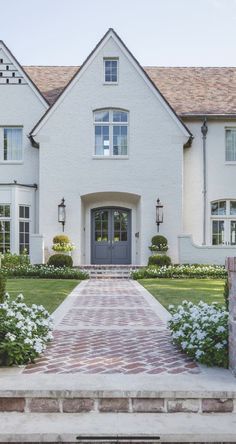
[1,0,236,67]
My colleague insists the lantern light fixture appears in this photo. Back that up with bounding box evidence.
[156,198,163,232]
[58,198,66,232]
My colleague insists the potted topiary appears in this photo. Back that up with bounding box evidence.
[148,234,171,267]
[51,234,75,255]
[149,235,168,255]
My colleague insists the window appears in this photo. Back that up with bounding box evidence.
[211,200,236,245]
[19,205,30,253]
[3,128,23,161]
[94,109,128,156]
[225,128,236,161]
[104,59,118,83]
[0,204,11,253]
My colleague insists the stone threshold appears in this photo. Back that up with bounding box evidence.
[0,412,236,442]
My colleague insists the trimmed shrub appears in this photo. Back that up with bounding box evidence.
[0,265,88,280]
[48,254,73,268]
[149,235,168,252]
[52,234,74,252]
[53,234,70,244]
[132,264,227,280]
[148,254,171,267]
[0,274,6,303]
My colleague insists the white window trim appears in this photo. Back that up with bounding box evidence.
[103,58,119,84]
[0,126,24,163]
[0,203,11,253]
[19,204,31,254]
[225,127,236,163]
[93,109,129,158]
[210,199,236,246]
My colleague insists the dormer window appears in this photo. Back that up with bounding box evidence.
[104,59,118,83]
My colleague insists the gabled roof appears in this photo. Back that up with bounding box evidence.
[30,29,191,138]
[0,40,49,108]
[24,65,236,117]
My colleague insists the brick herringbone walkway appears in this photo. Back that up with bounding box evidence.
[24,279,200,375]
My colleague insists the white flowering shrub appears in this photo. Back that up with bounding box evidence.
[132,264,227,280]
[168,301,228,368]
[0,265,88,280]
[0,294,53,366]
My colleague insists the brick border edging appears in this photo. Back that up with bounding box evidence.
[0,397,235,413]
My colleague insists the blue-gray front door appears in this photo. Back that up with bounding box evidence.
[91,208,131,264]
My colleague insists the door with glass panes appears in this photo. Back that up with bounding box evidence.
[91,208,131,264]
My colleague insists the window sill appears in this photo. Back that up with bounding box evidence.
[103,82,118,86]
[225,162,236,165]
[92,155,129,160]
[0,161,23,165]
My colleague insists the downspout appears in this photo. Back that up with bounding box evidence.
[201,117,208,245]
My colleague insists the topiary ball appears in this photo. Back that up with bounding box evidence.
[47,254,73,268]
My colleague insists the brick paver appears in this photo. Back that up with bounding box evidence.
[24,279,200,375]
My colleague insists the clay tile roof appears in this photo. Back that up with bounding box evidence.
[23,65,236,116]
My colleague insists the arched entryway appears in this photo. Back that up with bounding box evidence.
[91,207,131,264]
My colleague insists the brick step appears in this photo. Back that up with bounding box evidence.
[79,265,144,279]
[0,394,235,414]
[0,412,235,442]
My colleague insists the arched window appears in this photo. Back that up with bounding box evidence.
[94,109,128,157]
[211,200,236,245]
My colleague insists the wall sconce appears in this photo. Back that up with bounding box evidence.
[156,198,163,232]
[58,198,66,232]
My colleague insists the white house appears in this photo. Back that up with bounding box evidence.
[0,29,236,266]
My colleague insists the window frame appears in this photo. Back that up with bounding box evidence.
[103,58,119,84]
[19,205,30,254]
[210,199,236,245]
[93,109,129,158]
[0,204,11,253]
[225,127,236,164]
[0,126,23,164]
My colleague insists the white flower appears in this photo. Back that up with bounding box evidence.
[195,350,204,359]
[215,343,224,350]
[5,333,16,342]
[216,326,226,333]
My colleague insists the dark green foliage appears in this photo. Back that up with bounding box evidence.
[0,274,6,303]
[151,235,168,247]
[48,254,73,268]
[148,254,171,267]
[1,265,88,280]
[149,235,168,252]
[224,279,229,310]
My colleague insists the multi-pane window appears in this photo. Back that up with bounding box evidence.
[104,59,118,83]
[94,109,128,156]
[211,200,236,245]
[225,128,236,161]
[19,205,30,253]
[0,204,11,253]
[3,128,23,161]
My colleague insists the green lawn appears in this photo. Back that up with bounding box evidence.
[6,279,80,313]
[139,278,225,310]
